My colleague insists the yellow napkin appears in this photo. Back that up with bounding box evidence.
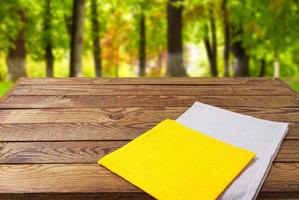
[98,119,255,200]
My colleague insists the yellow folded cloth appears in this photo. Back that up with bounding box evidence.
[98,119,255,200]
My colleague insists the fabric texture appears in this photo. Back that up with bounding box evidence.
[176,102,289,200]
[99,119,255,200]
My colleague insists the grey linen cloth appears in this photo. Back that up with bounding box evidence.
[176,102,288,200]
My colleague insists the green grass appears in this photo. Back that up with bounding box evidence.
[283,78,299,92]
[0,82,13,97]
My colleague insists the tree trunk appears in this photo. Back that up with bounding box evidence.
[231,29,249,76]
[45,44,54,77]
[203,25,214,76]
[91,0,102,77]
[259,58,266,77]
[210,8,217,76]
[138,13,146,76]
[274,51,280,78]
[70,0,85,77]
[44,0,54,77]
[222,0,230,77]
[166,0,186,77]
[64,15,72,35]
[203,8,218,77]
[6,10,27,81]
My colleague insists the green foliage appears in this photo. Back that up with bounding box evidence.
[0,81,13,96]
[27,0,71,61]
[0,0,298,81]
[0,0,25,51]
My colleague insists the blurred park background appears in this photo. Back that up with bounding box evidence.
[0,0,298,96]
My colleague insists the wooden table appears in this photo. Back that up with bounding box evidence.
[0,77,298,200]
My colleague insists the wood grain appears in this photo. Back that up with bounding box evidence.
[10,84,294,96]
[0,163,298,194]
[261,163,299,192]
[0,193,154,200]
[0,122,148,141]
[18,77,283,85]
[1,95,298,109]
[0,192,296,200]
[0,78,297,199]
[0,107,182,124]
[0,106,297,124]
[0,141,128,164]
[0,140,297,164]
[0,122,297,141]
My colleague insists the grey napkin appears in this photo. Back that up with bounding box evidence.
[176,102,288,200]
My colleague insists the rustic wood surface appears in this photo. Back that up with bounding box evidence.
[0,77,298,200]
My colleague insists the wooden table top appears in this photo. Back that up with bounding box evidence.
[0,77,298,200]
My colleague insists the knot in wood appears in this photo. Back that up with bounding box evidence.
[109,113,124,120]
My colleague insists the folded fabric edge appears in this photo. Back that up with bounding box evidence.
[98,118,257,165]
[252,127,289,199]
[185,102,289,127]
[98,159,158,199]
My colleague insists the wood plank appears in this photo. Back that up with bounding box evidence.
[0,106,297,124]
[257,192,299,199]
[0,78,297,199]
[0,192,296,200]
[18,77,283,85]
[1,95,298,108]
[0,122,297,141]
[0,107,182,124]
[261,163,299,192]
[0,164,138,193]
[0,163,297,194]
[287,124,299,140]
[0,122,148,141]
[0,141,128,164]
[275,140,299,162]
[0,106,298,141]
[0,193,154,200]
[0,192,299,200]
[0,140,297,164]
[10,84,294,96]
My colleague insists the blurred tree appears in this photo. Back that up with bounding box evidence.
[228,0,299,77]
[203,4,218,77]
[43,0,54,77]
[0,1,28,81]
[231,27,249,76]
[6,9,27,81]
[167,0,187,77]
[139,7,146,76]
[90,0,102,77]
[70,0,85,77]
[25,0,71,77]
[222,0,230,77]
[259,58,266,77]
[0,0,298,81]
[128,0,149,76]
